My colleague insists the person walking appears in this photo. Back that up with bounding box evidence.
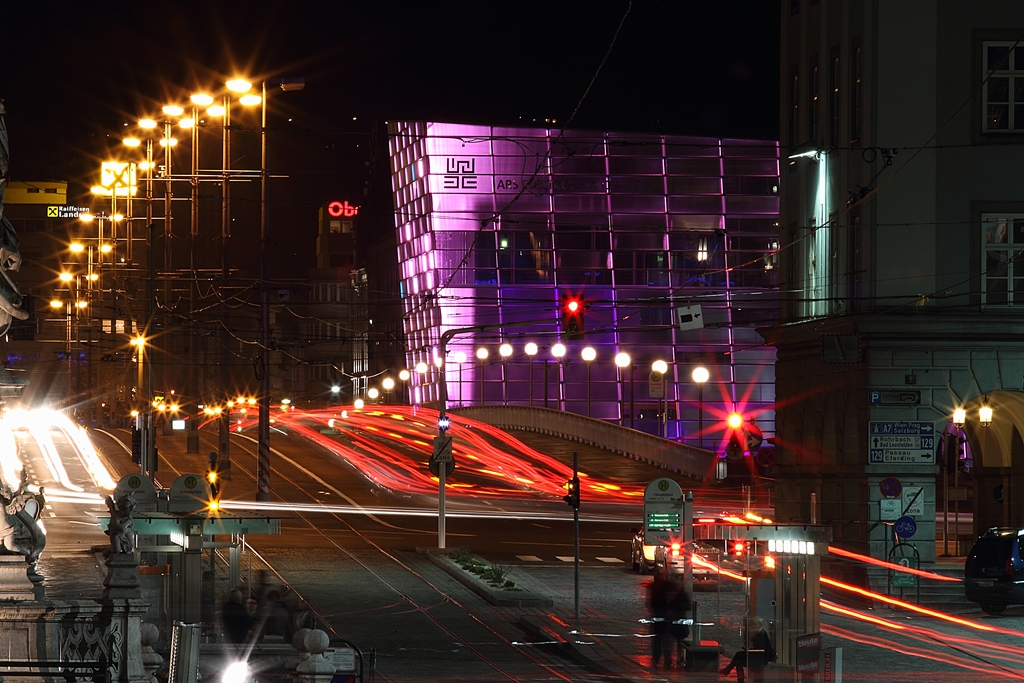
[220,589,251,645]
[648,573,672,669]
[721,617,775,683]
[666,576,692,667]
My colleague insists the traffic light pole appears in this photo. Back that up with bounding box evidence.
[572,451,580,633]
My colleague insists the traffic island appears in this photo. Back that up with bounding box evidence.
[420,549,553,607]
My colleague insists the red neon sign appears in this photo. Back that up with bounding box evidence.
[327,200,359,218]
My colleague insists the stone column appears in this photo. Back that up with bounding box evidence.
[295,630,335,683]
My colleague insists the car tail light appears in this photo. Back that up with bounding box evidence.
[1007,557,1015,576]
[671,542,681,557]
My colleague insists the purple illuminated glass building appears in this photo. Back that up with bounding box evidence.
[388,122,780,446]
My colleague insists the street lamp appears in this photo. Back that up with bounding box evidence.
[581,347,596,417]
[692,366,709,449]
[256,75,305,502]
[551,343,566,411]
[980,397,993,426]
[382,377,395,404]
[367,387,380,402]
[499,343,513,404]
[476,347,489,406]
[615,352,631,427]
[525,342,538,406]
[652,359,668,437]
[453,352,467,406]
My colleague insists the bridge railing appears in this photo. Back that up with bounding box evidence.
[450,405,715,481]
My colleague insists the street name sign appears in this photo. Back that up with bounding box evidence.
[868,421,935,464]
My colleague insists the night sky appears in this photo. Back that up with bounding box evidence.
[4,1,780,274]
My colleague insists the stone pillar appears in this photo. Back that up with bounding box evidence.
[287,627,311,680]
[295,630,335,683]
[0,555,40,600]
[104,552,143,599]
[141,622,164,683]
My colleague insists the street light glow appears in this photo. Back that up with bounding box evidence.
[980,400,993,426]
[499,343,513,358]
[239,94,262,107]
[952,408,966,426]
[551,343,566,358]
[206,105,226,117]
[330,385,340,394]
[226,79,253,93]
[123,137,141,147]
[476,348,488,360]
[158,138,178,147]
[49,300,62,309]
[692,366,710,384]
[138,118,157,129]
[178,118,195,129]
[382,378,395,390]
[190,93,214,106]
[415,362,428,374]
[453,352,467,364]
[581,347,596,362]
[367,388,380,399]
[652,359,668,374]
[162,105,185,117]
[615,352,631,368]
[525,342,538,356]
[399,369,411,381]
[354,398,365,409]
[59,272,73,282]
[69,243,85,253]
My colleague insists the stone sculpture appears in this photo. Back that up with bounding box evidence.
[105,493,137,554]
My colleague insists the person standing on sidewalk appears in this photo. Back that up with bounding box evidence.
[667,576,692,667]
[648,573,671,669]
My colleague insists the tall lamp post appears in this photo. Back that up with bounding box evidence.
[581,347,596,417]
[551,343,566,411]
[653,359,668,438]
[615,352,631,427]
[475,348,488,406]
[256,76,305,502]
[525,342,538,406]
[452,352,466,406]
[399,368,411,404]
[692,366,709,449]
[499,343,513,404]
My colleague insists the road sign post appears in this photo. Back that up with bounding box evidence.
[431,435,455,549]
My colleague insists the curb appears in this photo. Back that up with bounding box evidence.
[420,551,553,608]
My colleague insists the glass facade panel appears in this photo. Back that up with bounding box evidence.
[389,121,780,443]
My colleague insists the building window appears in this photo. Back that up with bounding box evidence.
[808,57,819,144]
[982,41,1024,132]
[850,44,862,144]
[982,214,1024,305]
[829,51,841,146]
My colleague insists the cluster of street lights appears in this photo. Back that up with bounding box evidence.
[353,344,714,446]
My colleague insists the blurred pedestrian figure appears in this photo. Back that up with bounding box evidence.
[220,589,250,645]
[666,576,692,666]
[259,589,294,643]
[648,572,672,669]
[721,617,775,683]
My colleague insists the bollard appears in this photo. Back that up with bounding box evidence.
[287,627,312,682]
[141,622,164,683]
[295,630,335,683]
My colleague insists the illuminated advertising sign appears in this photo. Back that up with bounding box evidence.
[327,200,359,217]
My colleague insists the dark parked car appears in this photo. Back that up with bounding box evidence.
[964,527,1024,614]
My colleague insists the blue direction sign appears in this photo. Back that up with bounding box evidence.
[894,516,917,538]
[868,421,935,464]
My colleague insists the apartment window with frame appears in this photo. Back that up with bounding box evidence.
[982,214,1024,305]
[850,44,862,143]
[829,51,841,146]
[808,57,819,143]
[982,41,1024,132]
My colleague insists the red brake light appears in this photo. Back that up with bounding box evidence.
[1007,557,1015,576]
[733,542,745,555]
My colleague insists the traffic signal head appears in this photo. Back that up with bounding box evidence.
[207,467,220,497]
[562,297,584,340]
[727,413,743,430]
[563,476,580,509]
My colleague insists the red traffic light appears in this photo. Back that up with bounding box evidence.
[727,412,743,430]
[565,299,580,313]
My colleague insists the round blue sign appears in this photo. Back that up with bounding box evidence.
[894,516,917,539]
[880,477,902,498]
